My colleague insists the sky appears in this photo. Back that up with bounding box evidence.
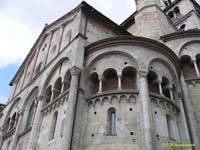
[0,0,200,104]
[0,0,135,104]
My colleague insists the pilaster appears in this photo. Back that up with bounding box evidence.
[138,70,153,150]
[62,66,81,150]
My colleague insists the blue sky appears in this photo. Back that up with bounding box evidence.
[0,0,200,104]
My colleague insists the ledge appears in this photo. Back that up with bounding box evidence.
[41,90,69,112]
[150,92,180,111]
[18,127,32,139]
[86,89,139,102]
[185,76,200,82]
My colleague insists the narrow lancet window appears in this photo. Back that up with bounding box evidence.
[107,108,116,136]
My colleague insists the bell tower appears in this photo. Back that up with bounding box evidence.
[133,0,176,39]
[135,0,161,11]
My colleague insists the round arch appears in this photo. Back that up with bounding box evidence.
[41,57,69,94]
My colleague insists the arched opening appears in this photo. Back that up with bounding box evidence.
[10,113,16,129]
[25,101,36,130]
[46,86,52,104]
[147,71,159,94]
[102,68,118,91]
[49,111,58,140]
[53,78,62,100]
[180,24,186,31]
[172,84,176,100]
[63,71,71,91]
[196,54,200,74]
[168,11,174,19]
[180,55,196,78]
[121,67,137,89]
[162,77,170,99]
[164,0,169,7]
[88,72,99,95]
[107,108,116,136]
[174,7,180,16]
[168,0,171,4]
[166,114,174,140]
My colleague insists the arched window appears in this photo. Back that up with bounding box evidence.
[174,7,180,15]
[122,67,137,89]
[196,54,200,73]
[25,101,36,130]
[147,71,159,94]
[64,71,71,91]
[53,78,62,99]
[180,55,196,78]
[166,115,174,140]
[46,86,52,104]
[180,24,186,31]
[88,73,99,94]
[162,77,170,99]
[168,0,171,4]
[107,108,116,136]
[168,11,174,19]
[164,0,169,7]
[10,113,16,129]
[102,69,118,91]
[49,111,58,140]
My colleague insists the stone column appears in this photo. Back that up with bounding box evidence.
[158,79,163,96]
[50,87,54,101]
[61,80,65,93]
[0,127,4,149]
[177,99,191,147]
[27,96,45,150]
[62,66,81,150]
[118,74,122,90]
[168,84,174,100]
[138,71,153,150]
[180,72,200,149]
[98,78,102,93]
[193,59,200,77]
[9,109,24,150]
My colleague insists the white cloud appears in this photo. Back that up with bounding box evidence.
[0,0,135,69]
[0,96,7,104]
[0,16,40,68]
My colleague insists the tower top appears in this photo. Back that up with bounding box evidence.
[135,0,161,11]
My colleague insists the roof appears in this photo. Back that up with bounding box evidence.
[9,1,131,86]
[120,11,136,29]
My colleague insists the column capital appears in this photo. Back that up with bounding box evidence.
[70,66,81,76]
[138,70,148,78]
[18,109,24,116]
[117,73,122,77]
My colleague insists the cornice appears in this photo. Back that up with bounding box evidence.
[85,36,181,76]
[160,29,200,42]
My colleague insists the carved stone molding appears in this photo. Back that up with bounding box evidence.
[138,70,148,78]
[70,66,81,76]
[18,109,24,116]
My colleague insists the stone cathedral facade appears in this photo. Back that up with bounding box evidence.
[1,0,200,149]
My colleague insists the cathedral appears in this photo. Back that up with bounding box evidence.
[1,0,200,149]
